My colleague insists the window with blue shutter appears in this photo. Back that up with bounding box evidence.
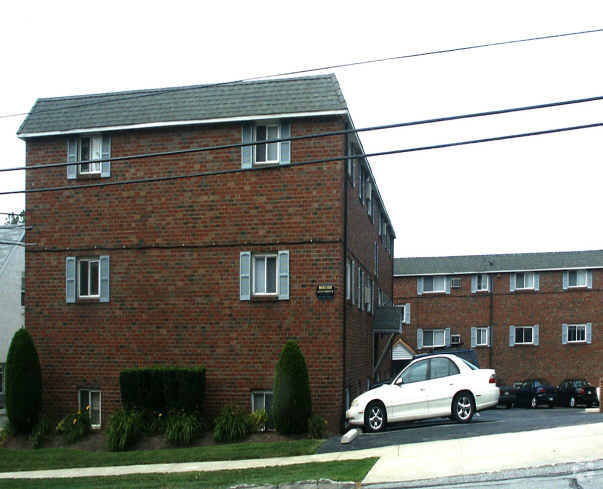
[244,121,290,167]
[240,250,290,300]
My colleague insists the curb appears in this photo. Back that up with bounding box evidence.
[230,479,358,489]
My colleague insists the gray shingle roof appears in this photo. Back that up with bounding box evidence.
[394,250,603,276]
[17,75,348,137]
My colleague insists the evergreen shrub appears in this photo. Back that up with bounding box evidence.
[271,341,312,435]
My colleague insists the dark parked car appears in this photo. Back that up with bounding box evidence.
[497,381,522,408]
[515,379,556,408]
[557,379,599,408]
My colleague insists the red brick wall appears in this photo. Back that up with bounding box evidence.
[25,117,359,430]
[394,270,602,387]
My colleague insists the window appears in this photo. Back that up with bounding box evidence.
[66,256,109,303]
[346,259,351,300]
[423,329,446,348]
[424,276,446,293]
[400,360,428,384]
[474,274,490,292]
[253,254,277,295]
[430,358,460,379]
[568,270,587,288]
[476,327,489,346]
[255,125,279,164]
[78,258,100,298]
[239,251,289,301]
[79,390,101,428]
[78,136,102,174]
[514,272,536,290]
[515,326,533,344]
[568,324,586,343]
[252,391,273,413]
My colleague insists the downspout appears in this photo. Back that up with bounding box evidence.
[341,121,349,433]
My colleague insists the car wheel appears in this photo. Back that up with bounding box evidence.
[452,392,474,423]
[530,396,537,409]
[570,397,576,408]
[364,401,386,433]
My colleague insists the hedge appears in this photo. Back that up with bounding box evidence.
[119,366,205,413]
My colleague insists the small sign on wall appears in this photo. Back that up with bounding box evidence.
[316,284,335,299]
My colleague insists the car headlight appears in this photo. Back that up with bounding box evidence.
[350,398,359,409]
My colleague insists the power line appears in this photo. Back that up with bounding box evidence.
[5,93,603,174]
[2,27,602,121]
[3,121,601,196]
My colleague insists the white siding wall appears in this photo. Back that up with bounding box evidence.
[0,243,25,362]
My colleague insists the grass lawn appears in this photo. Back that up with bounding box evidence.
[0,458,378,489]
[0,439,323,473]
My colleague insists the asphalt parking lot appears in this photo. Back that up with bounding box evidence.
[317,406,603,453]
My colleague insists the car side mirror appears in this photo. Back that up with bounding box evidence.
[395,377,404,386]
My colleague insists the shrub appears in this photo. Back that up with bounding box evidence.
[272,341,312,435]
[30,417,53,449]
[120,367,205,414]
[165,411,202,446]
[141,409,167,436]
[56,408,91,444]
[5,329,43,434]
[213,405,252,443]
[249,409,268,433]
[308,413,328,439]
[107,409,144,451]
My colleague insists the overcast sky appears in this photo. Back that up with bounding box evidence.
[1,1,602,257]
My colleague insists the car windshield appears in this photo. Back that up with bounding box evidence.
[461,359,479,370]
[574,380,589,387]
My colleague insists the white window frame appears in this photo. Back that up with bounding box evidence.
[476,274,489,292]
[78,135,102,175]
[567,324,587,343]
[423,329,446,348]
[252,254,278,296]
[79,389,102,429]
[515,326,534,345]
[251,390,273,413]
[515,272,535,290]
[568,270,587,288]
[476,327,489,346]
[254,124,280,165]
[423,276,447,293]
[77,258,100,299]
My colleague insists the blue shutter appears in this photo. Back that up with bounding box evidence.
[562,271,569,290]
[278,250,290,300]
[240,251,251,300]
[471,275,477,294]
[67,138,78,179]
[534,273,540,291]
[533,324,539,346]
[417,277,424,296]
[487,326,492,347]
[562,323,568,345]
[586,323,592,344]
[445,328,451,347]
[417,328,423,349]
[241,125,253,169]
[487,275,492,293]
[279,122,291,165]
[66,256,76,303]
[586,270,593,289]
[404,303,411,324]
[509,326,515,347]
[445,276,451,295]
[101,135,111,178]
[99,255,110,302]
[470,327,477,348]
[510,274,516,292]
[351,259,355,305]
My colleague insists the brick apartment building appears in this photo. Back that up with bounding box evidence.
[18,75,398,430]
[393,250,602,386]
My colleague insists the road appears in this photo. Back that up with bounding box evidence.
[318,406,603,453]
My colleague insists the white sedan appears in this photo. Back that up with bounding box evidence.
[346,354,500,432]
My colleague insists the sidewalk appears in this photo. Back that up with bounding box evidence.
[0,422,601,484]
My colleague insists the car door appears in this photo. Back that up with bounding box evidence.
[388,359,429,422]
[516,380,531,406]
[558,381,568,406]
[425,357,462,417]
